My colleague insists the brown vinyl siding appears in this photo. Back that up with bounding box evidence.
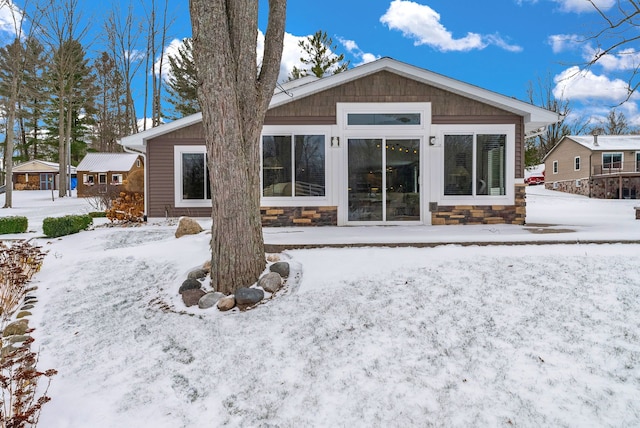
[147,137,210,218]
[147,69,529,219]
[266,70,525,177]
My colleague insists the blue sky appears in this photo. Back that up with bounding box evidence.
[1,0,638,129]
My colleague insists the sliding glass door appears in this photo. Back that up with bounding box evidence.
[348,138,420,222]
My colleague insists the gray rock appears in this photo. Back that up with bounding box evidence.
[179,278,202,294]
[198,292,225,309]
[188,268,208,280]
[217,296,236,311]
[181,289,206,307]
[269,261,290,278]
[258,272,282,293]
[175,217,204,238]
[235,287,264,306]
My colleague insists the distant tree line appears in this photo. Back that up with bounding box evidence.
[0,0,179,205]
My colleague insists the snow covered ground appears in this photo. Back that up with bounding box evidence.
[1,187,639,427]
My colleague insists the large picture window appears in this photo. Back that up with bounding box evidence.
[262,134,325,197]
[444,133,506,196]
[174,146,211,207]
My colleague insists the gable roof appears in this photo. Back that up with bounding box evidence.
[544,135,640,161]
[76,153,140,173]
[13,160,76,174]
[119,57,561,153]
[565,135,640,151]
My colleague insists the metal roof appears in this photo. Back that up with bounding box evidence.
[76,153,140,173]
[566,135,640,151]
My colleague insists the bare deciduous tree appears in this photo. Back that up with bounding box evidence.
[0,0,40,207]
[587,0,640,101]
[189,0,286,294]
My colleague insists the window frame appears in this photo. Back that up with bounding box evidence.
[636,151,640,172]
[553,160,558,174]
[83,174,94,185]
[433,124,514,206]
[174,145,211,208]
[574,156,580,171]
[111,174,123,185]
[260,125,330,204]
[602,152,623,170]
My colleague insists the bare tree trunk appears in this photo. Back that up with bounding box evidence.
[189,0,286,294]
[57,103,66,197]
[3,75,18,208]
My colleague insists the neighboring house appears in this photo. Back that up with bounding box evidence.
[76,153,144,197]
[119,57,560,226]
[543,135,640,199]
[12,160,76,190]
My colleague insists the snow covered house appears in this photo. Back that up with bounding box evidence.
[543,135,640,199]
[119,57,560,226]
[76,153,143,197]
[12,160,76,191]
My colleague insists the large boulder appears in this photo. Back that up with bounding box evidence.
[235,288,264,307]
[175,217,204,238]
[217,296,236,311]
[179,278,202,294]
[181,289,206,307]
[187,268,208,280]
[269,261,290,278]
[198,292,225,309]
[258,272,282,293]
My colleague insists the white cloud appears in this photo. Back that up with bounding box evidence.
[380,0,521,52]
[0,1,23,38]
[587,48,640,72]
[380,0,484,52]
[553,66,632,102]
[154,39,186,80]
[553,0,615,13]
[338,37,380,66]
[548,34,583,53]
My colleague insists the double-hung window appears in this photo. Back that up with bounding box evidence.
[443,133,507,196]
[262,134,326,198]
[174,146,211,207]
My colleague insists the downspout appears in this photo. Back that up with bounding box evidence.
[121,143,148,220]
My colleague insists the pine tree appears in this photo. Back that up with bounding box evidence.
[165,37,199,119]
[288,30,349,81]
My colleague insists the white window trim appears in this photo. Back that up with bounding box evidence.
[174,145,210,208]
[553,160,558,174]
[112,174,123,185]
[338,102,428,133]
[574,156,580,171]
[432,124,515,206]
[260,125,331,207]
[602,152,623,168]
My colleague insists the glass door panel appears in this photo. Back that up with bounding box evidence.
[348,139,383,221]
[348,138,421,222]
[385,139,420,221]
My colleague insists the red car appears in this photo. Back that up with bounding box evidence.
[525,175,545,185]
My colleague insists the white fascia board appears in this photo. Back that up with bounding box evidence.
[118,112,203,153]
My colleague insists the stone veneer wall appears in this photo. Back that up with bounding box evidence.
[261,206,338,227]
[544,179,590,197]
[431,184,526,225]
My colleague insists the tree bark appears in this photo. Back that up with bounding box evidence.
[189,0,286,294]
